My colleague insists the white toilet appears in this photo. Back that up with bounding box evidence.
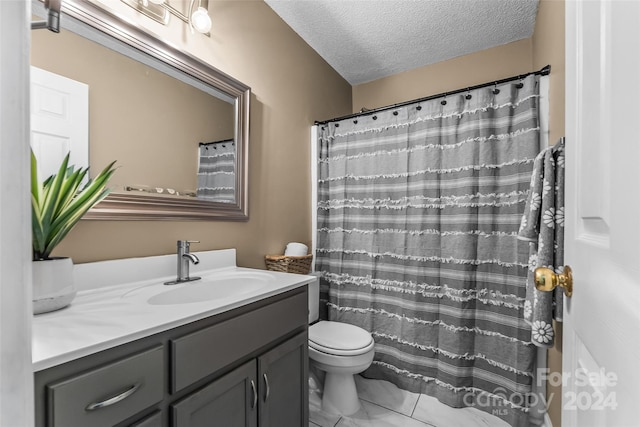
[308,279,375,415]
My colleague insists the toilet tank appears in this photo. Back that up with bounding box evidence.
[308,274,321,323]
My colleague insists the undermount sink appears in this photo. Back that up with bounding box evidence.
[122,270,274,305]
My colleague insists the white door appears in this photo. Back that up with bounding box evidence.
[564,1,640,426]
[30,66,89,180]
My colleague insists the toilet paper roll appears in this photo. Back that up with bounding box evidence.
[284,242,308,256]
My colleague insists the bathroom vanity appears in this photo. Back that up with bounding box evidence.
[32,250,313,427]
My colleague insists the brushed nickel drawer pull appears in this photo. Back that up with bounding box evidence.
[250,380,258,409]
[85,382,141,411]
[263,373,270,402]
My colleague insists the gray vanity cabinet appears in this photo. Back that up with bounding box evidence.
[257,331,308,427]
[172,360,258,427]
[172,331,308,427]
[130,411,162,427]
[45,346,164,427]
[34,287,309,427]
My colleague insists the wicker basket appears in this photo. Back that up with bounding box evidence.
[265,254,312,274]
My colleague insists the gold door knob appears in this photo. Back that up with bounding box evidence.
[534,266,573,297]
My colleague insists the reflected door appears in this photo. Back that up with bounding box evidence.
[30,66,88,179]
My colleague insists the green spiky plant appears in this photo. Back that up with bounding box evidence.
[31,151,117,260]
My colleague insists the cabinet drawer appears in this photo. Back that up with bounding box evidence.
[46,346,164,427]
[171,291,307,392]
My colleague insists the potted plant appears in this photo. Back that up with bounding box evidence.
[31,151,116,314]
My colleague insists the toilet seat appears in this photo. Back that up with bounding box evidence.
[309,321,374,356]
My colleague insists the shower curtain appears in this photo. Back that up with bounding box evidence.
[196,140,235,203]
[315,75,540,427]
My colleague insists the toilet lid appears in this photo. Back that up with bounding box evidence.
[309,321,373,354]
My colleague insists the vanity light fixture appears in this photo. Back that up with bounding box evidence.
[190,2,212,34]
[32,0,62,33]
[121,0,212,35]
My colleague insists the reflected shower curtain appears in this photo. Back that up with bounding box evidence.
[197,140,235,203]
[315,75,540,427]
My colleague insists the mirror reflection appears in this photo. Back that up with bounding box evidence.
[31,27,236,202]
[29,0,250,220]
[196,139,236,202]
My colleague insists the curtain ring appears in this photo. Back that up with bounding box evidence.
[465,88,472,100]
[372,115,378,120]
[492,83,500,95]
[335,123,339,127]
[353,119,358,124]
[515,76,524,89]
[416,105,422,111]
[441,93,447,106]
[393,111,398,116]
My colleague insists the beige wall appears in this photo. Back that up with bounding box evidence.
[32,28,234,193]
[352,38,533,112]
[533,1,565,426]
[534,0,566,148]
[353,2,565,425]
[51,0,351,267]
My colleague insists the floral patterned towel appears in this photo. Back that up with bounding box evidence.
[517,138,565,347]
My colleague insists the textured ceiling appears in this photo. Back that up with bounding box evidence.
[265,0,539,85]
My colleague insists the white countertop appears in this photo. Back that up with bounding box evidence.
[32,249,316,372]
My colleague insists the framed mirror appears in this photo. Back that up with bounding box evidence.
[31,0,250,221]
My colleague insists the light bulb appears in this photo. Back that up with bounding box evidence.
[191,6,211,33]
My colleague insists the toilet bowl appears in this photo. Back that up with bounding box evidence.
[307,279,375,415]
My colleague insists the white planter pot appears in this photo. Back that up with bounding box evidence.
[32,257,76,315]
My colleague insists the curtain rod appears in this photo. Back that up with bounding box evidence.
[314,64,551,126]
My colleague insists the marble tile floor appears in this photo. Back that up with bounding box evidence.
[309,375,511,427]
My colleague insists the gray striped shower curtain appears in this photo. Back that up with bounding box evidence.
[197,140,236,203]
[315,75,541,427]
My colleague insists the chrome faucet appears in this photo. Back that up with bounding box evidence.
[164,240,201,285]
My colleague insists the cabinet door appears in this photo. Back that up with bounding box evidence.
[258,331,308,427]
[129,410,162,427]
[172,360,258,427]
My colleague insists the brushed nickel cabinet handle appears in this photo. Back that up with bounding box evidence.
[263,373,270,402]
[85,382,141,411]
[250,380,258,409]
